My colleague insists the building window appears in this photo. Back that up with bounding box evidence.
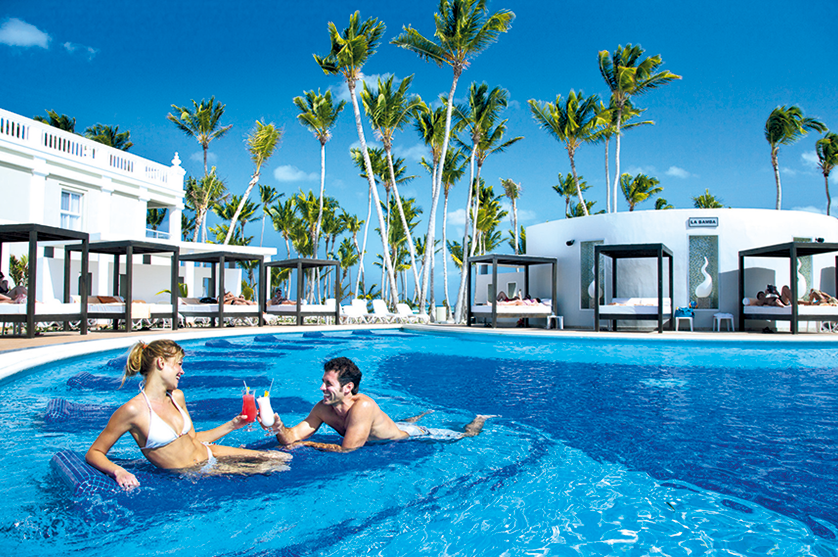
[60,190,83,230]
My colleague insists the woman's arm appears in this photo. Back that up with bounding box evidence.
[194,414,249,443]
[85,405,141,489]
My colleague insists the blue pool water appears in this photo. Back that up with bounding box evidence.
[1,329,837,556]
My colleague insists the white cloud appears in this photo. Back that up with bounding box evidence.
[394,142,429,163]
[0,18,50,48]
[665,166,693,179]
[274,164,318,182]
[801,151,819,169]
[624,165,658,177]
[335,72,393,103]
[189,151,217,166]
[780,167,798,177]
[63,41,98,60]
[447,208,466,227]
[790,205,825,215]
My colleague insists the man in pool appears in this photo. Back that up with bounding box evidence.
[263,356,492,452]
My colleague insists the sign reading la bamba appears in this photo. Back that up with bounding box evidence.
[688,217,718,228]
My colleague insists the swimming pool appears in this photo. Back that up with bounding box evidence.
[2,329,837,555]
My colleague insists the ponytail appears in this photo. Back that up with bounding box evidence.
[121,339,184,387]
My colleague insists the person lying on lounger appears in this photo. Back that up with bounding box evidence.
[261,356,493,452]
[223,291,257,305]
[86,339,290,489]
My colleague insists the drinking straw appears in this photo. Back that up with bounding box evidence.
[243,380,249,394]
[268,378,274,394]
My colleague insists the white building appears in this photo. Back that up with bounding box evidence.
[0,107,275,303]
[525,208,838,330]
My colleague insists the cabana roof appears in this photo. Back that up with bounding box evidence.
[594,243,673,259]
[265,257,339,270]
[0,223,89,243]
[66,239,179,255]
[470,254,557,267]
[179,251,263,263]
[739,241,838,258]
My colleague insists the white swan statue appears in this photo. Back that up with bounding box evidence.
[587,265,601,301]
[695,257,712,298]
[797,259,807,296]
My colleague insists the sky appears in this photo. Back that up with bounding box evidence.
[1,0,837,299]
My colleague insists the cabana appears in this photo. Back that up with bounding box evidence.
[179,251,264,328]
[467,254,558,328]
[64,240,179,332]
[264,258,340,325]
[738,241,838,334]
[594,243,674,333]
[0,223,89,337]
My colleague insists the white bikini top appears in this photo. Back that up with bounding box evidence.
[140,389,192,450]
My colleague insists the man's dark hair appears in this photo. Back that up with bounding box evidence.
[324,356,362,394]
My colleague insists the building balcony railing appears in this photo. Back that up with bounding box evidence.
[0,108,184,195]
[145,228,171,240]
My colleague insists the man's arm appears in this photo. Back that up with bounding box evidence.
[297,400,376,453]
[269,407,323,446]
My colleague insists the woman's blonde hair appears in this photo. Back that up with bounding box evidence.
[122,339,184,387]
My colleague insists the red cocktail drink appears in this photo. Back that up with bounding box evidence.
[241,393,257,422]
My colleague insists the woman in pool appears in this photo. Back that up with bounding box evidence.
[86,339,290,488]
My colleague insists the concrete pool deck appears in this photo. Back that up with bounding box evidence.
[1,323,835,381]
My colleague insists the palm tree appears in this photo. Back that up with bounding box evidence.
[392,0,515,315]
[315,12,399,307]
[293,89,346,261]
[84,124,133,151]
[225,121,281,245]
[553,172,590,218]
[350,146,389,297]
[212,194,258,244]
[598,44,681,212]
[591,98,653,212]
[765,105,827,210]
[501,178,522,254]
[361,74,424,297]
[33,110,75,132]
[529,91,605,216]
[430,148,467,312]
[266,197,298,258]
[620,173,663,211]
[167,96,233,176]
[568,200,603,217]
[258,185,281,246]
[816,132,838,216]
[185,168,227,242]
[507,225,525,253]
[338,210,364,297]
[655,198,674,210]
[146,208,167,231]
[693,189,724,208]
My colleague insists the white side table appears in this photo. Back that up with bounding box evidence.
[675,316,693,331]
[546,315,564,330]
[713,312,734,331]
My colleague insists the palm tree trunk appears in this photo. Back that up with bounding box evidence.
[612,106,624,212]
[442,190,452,313]
[469,161,487,256]
[512,198,519,254]
[193,210,204,242]
[569,147,588,216]
[356,188,372,297]
[826,174,832,216]
[348,80,399,307]
[419,69,461,314]
[604,137,611,213]
[352,232,362,298]
[454,147,477,323]
[224,173,259,244]
[772,148,782,210]
[385,149,421,299]
[313,141,326,258]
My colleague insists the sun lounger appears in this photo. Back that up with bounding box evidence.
[470,303,553,321]
[396,303,429,324]
[597,297,673,331]
[371,299,399,323]
[351,299,373,324]
[266,298,339,325]
[178,297,263,327]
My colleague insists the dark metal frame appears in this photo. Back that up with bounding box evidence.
[64,240,180,332]
[179,251,265,327]
[264,258,341,326]
[594,243,674,333]
[466,254,558,328]
[738,241,838,334]
[0,223,89,338]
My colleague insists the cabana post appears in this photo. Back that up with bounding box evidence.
[467,254,558,328]
[263,258,340,325]
[738,241,838,334]
[0,223,89,338]
[64,240,180,332]
[594,243,674,333]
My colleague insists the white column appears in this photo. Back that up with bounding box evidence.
[29,158,48,223]
[138,187,150,240]
[98,177,113,239]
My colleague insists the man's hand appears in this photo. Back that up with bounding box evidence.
[258,413,285,434]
